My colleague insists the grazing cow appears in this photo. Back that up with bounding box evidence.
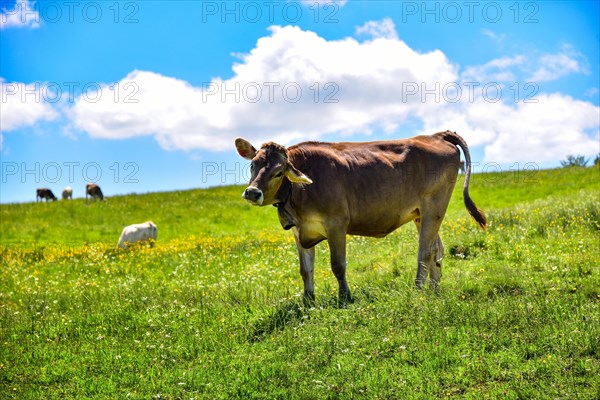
[235,130,486,301]
[62,186,73,200]
[86,183,104,201]
[117,221,158,249]
[36,188,57,202]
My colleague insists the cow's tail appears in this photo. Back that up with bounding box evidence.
[442,131,487,229]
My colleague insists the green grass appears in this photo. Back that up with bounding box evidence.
[0,185,277,244]
[1,167,599,399]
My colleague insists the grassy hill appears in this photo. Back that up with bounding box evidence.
[1,185,278,244]
[2,166,598,244]
[1,166,599,398]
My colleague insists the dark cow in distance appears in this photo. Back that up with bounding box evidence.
[86,183,104,201]
[36,188,57,202]
[62,186,73,200]
[235,130,486,302]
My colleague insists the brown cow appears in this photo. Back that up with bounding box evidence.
[235,130,486,301]
[86,183,104,201]
[36,188,57,202]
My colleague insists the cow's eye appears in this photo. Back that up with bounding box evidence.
[250,165,254,173]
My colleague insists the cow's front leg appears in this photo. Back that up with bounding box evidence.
[293,228,316,302]
[327,229,352,303]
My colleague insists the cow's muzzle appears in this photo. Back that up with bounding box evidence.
[242,186,264,205]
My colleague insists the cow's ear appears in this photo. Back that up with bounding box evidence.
[235,138,257,160]
[286,162,313,185]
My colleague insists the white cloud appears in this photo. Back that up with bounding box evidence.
[0,79,58,132]
[355,18,398,40]
[585,87,599,98]
[420,93,599,164]
[482,29,507,45]
[462,55,525,82]
[528,44,589,82]
[483,94,599,163]
[60,25,599,165]
[0,1,40,30]
[69,25,456,151]
[464,42,590,86]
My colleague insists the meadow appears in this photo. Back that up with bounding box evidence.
[1,166,599,399]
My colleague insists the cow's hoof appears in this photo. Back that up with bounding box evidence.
[338,291,354,306]
[415,279,426,290]
[303,292,316,307]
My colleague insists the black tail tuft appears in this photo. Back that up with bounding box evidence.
[464,191,487,229]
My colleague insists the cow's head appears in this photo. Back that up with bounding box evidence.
[235,138,312,206]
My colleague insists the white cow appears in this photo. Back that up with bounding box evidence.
[117,221,158,249]
[62,186,73,200]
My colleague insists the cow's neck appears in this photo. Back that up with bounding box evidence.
[273,179,297,230]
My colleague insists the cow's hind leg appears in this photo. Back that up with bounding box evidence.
[327,228,352,303]
[293,229,316,303]
[430,235,444,290]
[415,214,445,291]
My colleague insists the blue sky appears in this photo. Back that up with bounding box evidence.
[1,0,598,203]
